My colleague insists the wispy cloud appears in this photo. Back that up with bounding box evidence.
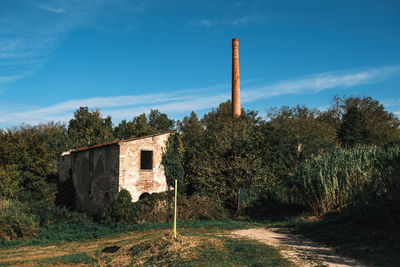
[0,0,144,85]
[0,75,26,84]
[241,65,400,102]
[0,83,230,126]
[0,65,399,127]
[39,5,66,14]
[190,16,265,27]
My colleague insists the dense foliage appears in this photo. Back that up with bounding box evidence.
[161,133,184,192]
[1,95,400,241]
[102,189,137,224]
[0,199,38,240]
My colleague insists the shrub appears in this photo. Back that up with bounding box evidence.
[244,187,305,220]
[134,192,227,223]
[0,199,38,240]
[102,189,137,224]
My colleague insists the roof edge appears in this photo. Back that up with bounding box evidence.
[64,130,176,154]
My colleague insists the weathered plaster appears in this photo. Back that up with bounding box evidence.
[59,132,171,216]
[119,133,169,202]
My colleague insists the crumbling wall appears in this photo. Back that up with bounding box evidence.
[119,133,170,201]
[59,152,72,183]
[69,144,119,216]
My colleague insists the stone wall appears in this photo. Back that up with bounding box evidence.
[59,152,72,183]
[119,133,170,201]
[58,132,171,216]
[68,144,120,216]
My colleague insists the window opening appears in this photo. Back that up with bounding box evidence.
[140,150,153,170]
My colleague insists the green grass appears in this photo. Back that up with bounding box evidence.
[128,230,292,266]
[40,252,93,265]
[0,219,254,249]
[0,219,291,266]
[269,214,400,267]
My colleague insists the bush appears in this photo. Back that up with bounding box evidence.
[0,199,38,240]
[244,187,305,220]
[134,192,227,223]
[102,189,137,224]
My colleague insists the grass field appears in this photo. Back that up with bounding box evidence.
[0,220,292,266]
[2,216,398,266]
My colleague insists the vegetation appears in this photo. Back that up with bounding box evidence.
[40,252,93,265]
[0,94,399,265]
[0,220,290,266]
[290,145,400,222]
[128,231,291,266]
[0,220,248,249]
[134,191,227,223]
[269,214,400,267]
[162,133,185,191]
[0,199,38,240]
[103,189,138,225]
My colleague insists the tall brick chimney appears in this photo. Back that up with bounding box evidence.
[232,38,241,117]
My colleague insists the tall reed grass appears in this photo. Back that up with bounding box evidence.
[291,145,400,222]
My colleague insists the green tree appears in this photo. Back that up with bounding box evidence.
[68,107,114,149]
[162,133,184,192]
[331,95,400,146]
[186,101,265,211]
[178,111,203,194]
[148,109,175,132]
[259,123,298,180]
[114,110,175,140]
[267,105,337,157]
[131,113,153,137]
[114,119,135,140]
[337,106,370,147]
[0,124,63,225]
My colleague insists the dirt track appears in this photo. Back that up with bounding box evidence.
[231,228,366,267]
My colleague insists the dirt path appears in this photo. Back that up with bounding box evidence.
[231,228,366,267]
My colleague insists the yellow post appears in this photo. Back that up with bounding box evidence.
[174,179,177,238]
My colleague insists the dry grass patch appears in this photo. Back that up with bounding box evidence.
[0,221,291,266]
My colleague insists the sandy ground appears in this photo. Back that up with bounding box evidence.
[231,228,366,267]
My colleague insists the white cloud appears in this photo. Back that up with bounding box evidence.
[0,0,145,85]
[190,16,265,27]
[1,65,400,128]
[241,65,400,102]
[0,75,26,84]
[40,5,66,13]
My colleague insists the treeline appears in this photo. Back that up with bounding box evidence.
[1,95,400,240]
[175,95,400,220]
[0,108,175,239]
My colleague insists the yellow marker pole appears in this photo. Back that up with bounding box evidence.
[174,179,177,238]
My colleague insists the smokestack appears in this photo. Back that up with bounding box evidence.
[232,38,241,117]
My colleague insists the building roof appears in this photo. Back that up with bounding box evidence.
[63,131,175,154]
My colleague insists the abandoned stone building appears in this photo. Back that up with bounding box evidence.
[59,131,172,216]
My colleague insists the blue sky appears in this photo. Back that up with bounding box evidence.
[0,0,400,128]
